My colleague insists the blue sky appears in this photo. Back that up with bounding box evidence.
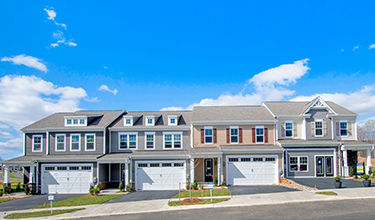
[1,0,375,159]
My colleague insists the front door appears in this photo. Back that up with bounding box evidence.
[316,156,334,177]
[204,159,213,182]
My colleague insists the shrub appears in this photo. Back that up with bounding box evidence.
[0,189,3,197]
[16,183,21,192]
[119,181,124,192]
[186,182,190,190]
[24,185,30,195]
[94,183,101,195]
[373,169,375,177]
[126,183,133,192]
[214,176,218,186]
[349,166,354,177]
[333,176,342,182]
[369,167,373,176]
[362,174,370,180]
[89,185,95,195]
[221,180,226,186]
[192,179,198,190]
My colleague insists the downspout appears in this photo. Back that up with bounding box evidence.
[46,131,49,155]
[103,129,106,154]
[23,133,26,156]
[190,123,194,148]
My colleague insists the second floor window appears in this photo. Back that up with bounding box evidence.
[145,133,155,149]
[32,135,42,152]
[85,134,95,151]
[70,134,80,151]
[315,120,323,136]
[56,134,66,151]
[256,127,264,143]
[230,127,238,143]
[119,133,137,149]
[285,122,293,137]
[340,121,348,136]
[204,128,213,144]
[164,133,182,149]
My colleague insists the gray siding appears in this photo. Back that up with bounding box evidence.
[25,133,46,156]
[49,131,104,155]
[110,130,191,152]
[305,109,333,140]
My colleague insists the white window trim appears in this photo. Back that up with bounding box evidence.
[55,134,66,152]
[124,116,133,127]
[289,156,309,173]
[315,119,324,137]
[230,126,239,144]
[339,120,348,137]
[118,132,138,150]
[285,121,293,138]
[70,134,81,151]
[204,126,213,144]
[168,116,178,126]
[32,135,43,152]
[163,132,183,150]
[255,126,264,144]
[85,133,96,151]
[145,116,155,126]
[144,132,155,150]
[64,116,87,127]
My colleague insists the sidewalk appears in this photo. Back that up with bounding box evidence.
[2,187,375,220]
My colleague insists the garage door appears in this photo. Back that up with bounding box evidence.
[136,161,186,190]
[41,164,93,194]
[227,156,278,185]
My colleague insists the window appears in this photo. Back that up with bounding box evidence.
[229,158,238,162]
[340,121,348,136]
[55,134,66,151]
[70,134,81,151]
[265,157,276,162]
[253,157,263,162]
[73,119,78,125]
[138,163,148,167]
[124,117,133,126]
[168,116,178,125]
[315,120,323,136]
[145,133,155,150]
[256,127,264,143]
[82,166,91,170]
[174,163,184,167]
[285,122,293,137]
[145,117,154,126]
[204,127,213,144]
[230,127,239,144]
[150,163,160,167]
[162,163,172,167]
[241,158,251,162]
[289,156,308,172]
[119,133,137,150]
[163,132,182,149]
[69,166,79,170]
[32,135,42,152]
[79,119,85,125]
[66,119,72,125]
[85,134,95,151]
[57,166,67,170]
[45,167,55,171]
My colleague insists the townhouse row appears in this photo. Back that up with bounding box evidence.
[2,97,374,194]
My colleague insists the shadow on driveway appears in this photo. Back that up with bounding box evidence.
[229,185,299,195]
[291,178,369,190]
[0,194,82,212]
[107,190,179,203]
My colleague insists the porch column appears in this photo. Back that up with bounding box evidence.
[3,165,10,184]
[190,158,194,184]
[124,163,129,186]
[366,149,372,174]
[217,156,222,185]
[343,149,349,177]
[29,166,35,184]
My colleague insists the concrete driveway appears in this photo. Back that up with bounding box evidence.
[228,185,299,195]
[108,190,179,203]
[0,194,82,211]
[291,178,369,190]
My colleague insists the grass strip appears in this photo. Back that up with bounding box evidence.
[315,191,338,196]
[4,208,84,219]
[169,198,229,206]
[0,198,12,203]
[172,189,231,198]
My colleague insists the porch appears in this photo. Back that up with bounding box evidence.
[190,147,223,185]
[342,142,374,176]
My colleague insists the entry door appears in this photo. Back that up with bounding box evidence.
[316,156,334,177]
[204,159,213,182]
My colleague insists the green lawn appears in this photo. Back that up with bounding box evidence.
[169,198,229,206]
[172,189,231,198]
[315,191,338,196]
[4,208,84,219]
[33,194,123,209]
[0,181,22,191]
[0,198,12,203]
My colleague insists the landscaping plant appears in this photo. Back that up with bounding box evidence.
[221,180,226,186]
[362,174,370,180]
[349,166,354,177]
[192,179,198,190]
[0,189,3,197]
[16,183,21,192]
[125,183,132,192]
[186,182,190,190]
[24,185,30,195]
[94,183,101,195]
[214,176,218,186]
[89,185,95,196]
[119,181,124,192]
[333,176,342,182]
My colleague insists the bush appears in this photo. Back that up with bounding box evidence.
[119,181,124,191]
[94,183,101,195]
[373,169,375,177]
[349,166,355,177]
[0,189,3,197]
[369,167,373,176]
[192,179,198,190]
[89,185,95,195]
[126,183,133,192]
[186,182,190,190]
[333,176,342,182]
[24,185,30,195]
[16,183,21,192]
[221,180,226,186]
[362,174,370,180]
[214,176,218,186]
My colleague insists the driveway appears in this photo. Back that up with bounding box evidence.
[108,190,179,203]
[0,194,82,211]
[291,178,368,190]
[228,185,299,195]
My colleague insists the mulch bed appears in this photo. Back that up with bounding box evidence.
[180,198,202,205]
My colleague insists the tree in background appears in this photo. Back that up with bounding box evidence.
[358,119,375,142]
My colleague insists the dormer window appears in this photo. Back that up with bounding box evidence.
[79,119,85,125]
[67,119,72,125]
[124,116,133,126]
[73,119,78,125]
[145,116,155,126]
[168,116,178,126]
[65,117,87,126]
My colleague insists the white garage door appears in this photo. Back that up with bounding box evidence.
[136,161,186,190]
[41,164,93,194]
[227,156,278,185]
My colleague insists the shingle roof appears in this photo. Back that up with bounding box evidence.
[111,110,192,128]
[326,101,356,115]
[22,110,124,131]
[192,106,275,121]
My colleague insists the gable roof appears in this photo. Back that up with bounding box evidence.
[192,105,275,121]
[22,110,125,131]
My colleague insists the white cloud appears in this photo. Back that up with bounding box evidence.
[98,84,118,95]
[340,48,345,52]
[1,55,48,72]
[353,45,359,51]
[161,59,310,110]
[369,44,375,50]
[0,75,88,156]
[50,31,77,48]
[44,8,67,29]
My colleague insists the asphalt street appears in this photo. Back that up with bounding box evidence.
[82,198,375,220]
